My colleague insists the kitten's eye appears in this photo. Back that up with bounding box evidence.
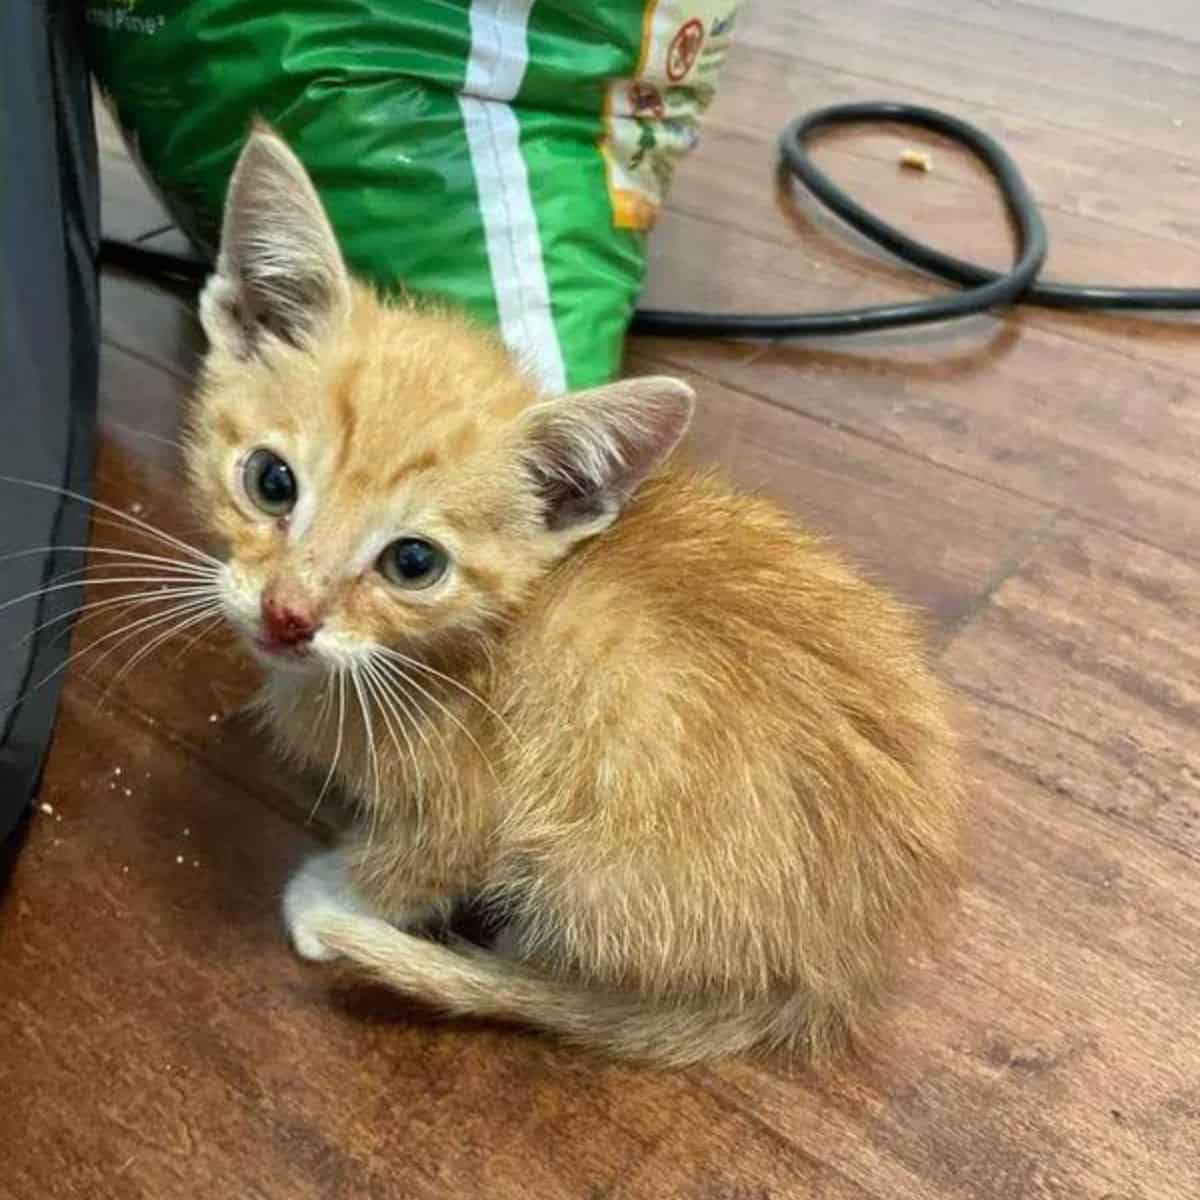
[243,449,297,516]
[378,538,448,590]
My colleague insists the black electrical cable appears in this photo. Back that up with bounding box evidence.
[101,101,1200,336]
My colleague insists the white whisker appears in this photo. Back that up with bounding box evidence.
[309,670,347,824]
[19,583,218,644]
[0,475,221,568]
[102,602,224,702]
[351,664,387,854]
[365,656,459,815]
[374,653,499,783]
[0,574,218,621]
[376,644,515,743]
[84,596,223,684]
[1,544,217,580]
[361,655,426,807]
[167,613,226,667]
[104,419,188,454]
[349,665,381,804]
[1,594,220,720]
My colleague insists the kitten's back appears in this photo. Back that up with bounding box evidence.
[493,465,962,1033]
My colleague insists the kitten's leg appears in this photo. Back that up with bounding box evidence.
[282,847,451,963]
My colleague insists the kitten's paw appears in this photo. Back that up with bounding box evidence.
[282,849,370,964]
[289,917,339,964]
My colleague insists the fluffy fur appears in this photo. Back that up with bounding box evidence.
[188,127,964,1066]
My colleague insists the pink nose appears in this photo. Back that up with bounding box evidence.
[261,596,318,646]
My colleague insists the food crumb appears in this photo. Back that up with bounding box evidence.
[183,827,190,837]
[130,502,143,515]
[192,860,200,868]
[208,712,220,723]
[122,865,129,874]
[123,788,132,797]
[176,855,184,864]
[39,802,54,815]
[899,148,932,172]
[56,814,62,823]
[114,767,122,776]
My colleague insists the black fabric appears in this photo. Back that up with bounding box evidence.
[0,1,99,844]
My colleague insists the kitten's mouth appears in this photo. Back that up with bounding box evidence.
[249,633,318,670]
[254,636,309,657]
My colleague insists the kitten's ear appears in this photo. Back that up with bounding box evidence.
[199,124,350,359]
[519,376,694,540]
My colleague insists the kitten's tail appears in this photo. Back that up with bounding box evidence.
[314,913,834,1066]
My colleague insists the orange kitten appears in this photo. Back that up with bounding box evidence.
[188,128,963,1065]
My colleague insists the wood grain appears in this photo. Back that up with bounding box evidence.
[942,518,1200,859]
[4,3,1200,1197]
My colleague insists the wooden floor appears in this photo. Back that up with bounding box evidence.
[4,2,1200,1196]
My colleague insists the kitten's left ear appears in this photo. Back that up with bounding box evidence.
[199,123,351,359]
[519,375,694,542]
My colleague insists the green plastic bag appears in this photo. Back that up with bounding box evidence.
[85,0,740,390]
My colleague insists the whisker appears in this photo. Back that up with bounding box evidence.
[361,657,418,767]
[101,602,224,703]
[314,671,336,733]
[365,656,455,815]
[0,574,218,621]
[350,665,381,802]
[83,596,223,686]
[85,513,219,568]
[0,475,221,568]
[350,664,386,854]
[376,645,516,743]
[167,614,226,667]
[19,583,218,644]
[309,670,347,824]
[1,544,216,578]
[0,594,220,721]
[104,419,188,454]
[374,654,499,783]
[44,563,215,594]
[361,656,426,808]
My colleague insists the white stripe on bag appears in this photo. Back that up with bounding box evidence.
[459,0,568,394]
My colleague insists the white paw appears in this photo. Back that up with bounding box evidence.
[282,849,371,963]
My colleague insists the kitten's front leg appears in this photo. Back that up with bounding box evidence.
[282,847,451,963]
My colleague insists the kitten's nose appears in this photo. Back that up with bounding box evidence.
[260,595,319,646]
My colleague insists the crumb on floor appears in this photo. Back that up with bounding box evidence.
[39,802,54,815]
[899,148,932,172]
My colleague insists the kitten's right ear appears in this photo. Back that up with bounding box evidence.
[199,124,350,360]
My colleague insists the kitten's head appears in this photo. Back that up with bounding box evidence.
[189,126,693,674]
